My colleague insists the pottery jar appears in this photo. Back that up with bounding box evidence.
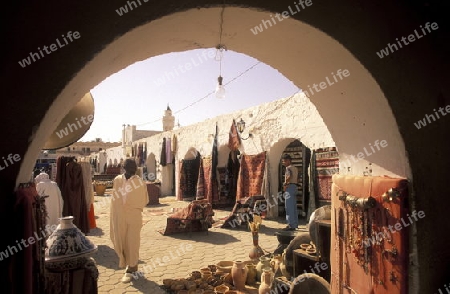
[246,262,257,285]
[256,255,272,282]
[270,254,283,277]
[231,260,248,291]
[259,268,274,294]
[45,216,97,270]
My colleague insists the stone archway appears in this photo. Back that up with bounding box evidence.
[17,7,409,184]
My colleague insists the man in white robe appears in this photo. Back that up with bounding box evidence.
[110,159,149,283]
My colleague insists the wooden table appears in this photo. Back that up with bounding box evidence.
[292,248,330,281]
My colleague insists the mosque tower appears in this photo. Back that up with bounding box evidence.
[162,104,175,131]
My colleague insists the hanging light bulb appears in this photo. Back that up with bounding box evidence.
[214,5,227,99]
[215,75,225,99]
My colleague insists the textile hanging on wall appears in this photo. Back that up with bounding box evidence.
[227,150,240,200]
[137,143,144,166]
[315,148,339,201]
[172,134,177,153]
[79,162,94,210]
[166,137,172,164]
[196,159,205,200]
[10,183,47,294]
[261,156,271,208]
[177,161,185,201]
[196,157,219,204]
[56,156,90,234]
[142,142,147,166]
[160,138,167,166]
[178,153,201,200]
[79,161,96,229]
[236,152,266,201]
[211,123,218,181]
[307,150,318,219]
[227,119,241,151]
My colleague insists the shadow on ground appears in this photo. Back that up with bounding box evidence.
[146,203,171,208]
[161,230,241,245]
[129,275,168,293]
[88,226,104,237]
[93,244,120,269]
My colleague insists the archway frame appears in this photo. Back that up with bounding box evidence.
[5,2,449,293]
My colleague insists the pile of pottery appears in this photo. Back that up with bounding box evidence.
[162,264,236,294]
[300,242,317,255]
[161,256,289,294]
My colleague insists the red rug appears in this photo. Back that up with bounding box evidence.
[236,152,266,201]
[158,200,214,235]
[315,149,339,201]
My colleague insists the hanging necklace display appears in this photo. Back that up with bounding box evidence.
[363,210,370,273]
[347,208,352,253]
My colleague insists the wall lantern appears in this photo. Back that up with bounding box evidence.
[236,118,253,140]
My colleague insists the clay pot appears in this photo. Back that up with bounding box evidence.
[246,262,257,285]
[190,271,202,280]
[256,255,272,282]
[45,216,97,269]
[231,260,248,291]
[202,272,212,281]
[216,261,234,273]
[259,268,274,294]
[270,254,283,277]
[214,284,229,294]
[249,245,265,261]
[249,231,265,260]
[94,184,106,196]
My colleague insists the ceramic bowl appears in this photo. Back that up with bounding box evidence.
[215,284,230,294]
[306,248,317,255]
[216,261,233,273]
[300,243,309,250]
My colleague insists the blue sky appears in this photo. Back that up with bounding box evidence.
[82,49,299,142]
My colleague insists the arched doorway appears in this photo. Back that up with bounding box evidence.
[216,145,238,207]
[178,147,201,200]
[278,139,311,218]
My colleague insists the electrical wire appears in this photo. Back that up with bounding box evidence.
[136,61,262,127]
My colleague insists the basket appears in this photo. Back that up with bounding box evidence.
[95,184,107,196]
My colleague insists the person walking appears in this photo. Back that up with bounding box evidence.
[281,154,298,231]
[110,159,149,283]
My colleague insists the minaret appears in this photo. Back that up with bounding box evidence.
[163,104,175,131]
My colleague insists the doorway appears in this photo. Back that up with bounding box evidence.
[278,139,311,218]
